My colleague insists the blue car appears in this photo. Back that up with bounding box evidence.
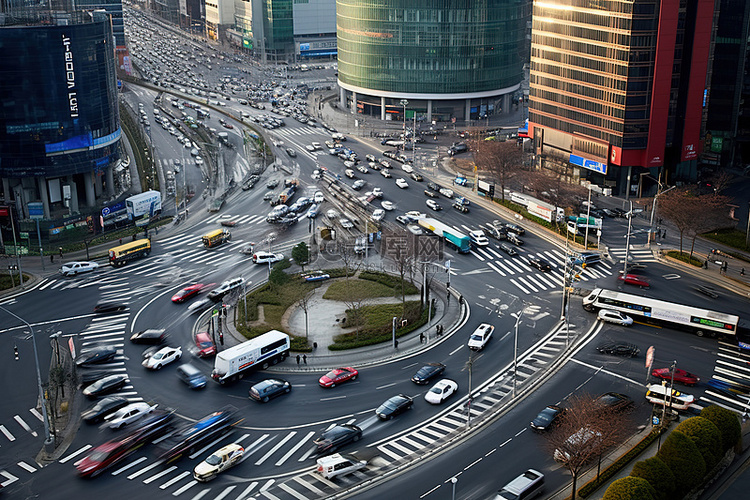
[302,271,330,282]
[455,176,468,186]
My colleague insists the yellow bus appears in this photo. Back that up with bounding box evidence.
[109,239,151,267]
[202,228,231,248]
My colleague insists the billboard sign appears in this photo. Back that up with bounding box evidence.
[570,154,607,175]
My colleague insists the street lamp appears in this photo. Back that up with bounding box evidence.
[400,99,409,142]
[392,316,398,349]
[0,306,52,452]
[649,184,676,244]
[511,309,524,397]
[451,477,458,500]
[623,200,634,276]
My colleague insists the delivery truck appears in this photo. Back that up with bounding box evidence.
[126,191,162,220]
[211,330,290,384]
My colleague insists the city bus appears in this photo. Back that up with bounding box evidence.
[582,288,740,339]
[109,239,151,267]
[202,228,231,248]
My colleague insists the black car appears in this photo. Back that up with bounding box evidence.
[486,226,507,241]
[128,410,174,444]
[530,405,565,431]
[82,396,129,424]
[427,182,439,191]
[424,189,438,198]
[158,407,237,463]
[376,394,414,420]
[452,203,469,213]
[94,301,128,314]
[249,379,292,403]
[279,214,299,225]
[502,223,525,236]
[528,256,552,272]
[130,329,168,345]
[595,392,634,413]
[76,346,118,367]
[596,341,640,357]
[82,374,129,399]
[411,363,446,385]
[410,173,423,182]
[313,424,362,454]
[286,148,297,157]
[498,243,518,256]
[263,192,274,201]
[80,370,111,387]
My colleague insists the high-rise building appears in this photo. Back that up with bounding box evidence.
[0,11,121,221]
[336,0,529,123]
[528,0,714,196]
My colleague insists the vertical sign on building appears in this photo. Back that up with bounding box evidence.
[62,35,78,119]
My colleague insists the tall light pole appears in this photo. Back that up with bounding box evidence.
[0,306,52,451]
[623,200,634,276]
[400,99,408,143]
[649,184,676,244]
[584,186,592,250]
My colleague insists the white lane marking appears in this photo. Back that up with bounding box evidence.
[160,470,191,489]
[213,486,237,500]
[255,431,297,465]
[275,431,315,466]
[0,425,16,441]
[111,456,147,475]
[17,461,37,473]
[127,461,161,480]
[143,465,177,484]
[172,479,199,496]
[29,408,43,422]
[59,444,91,463]
[14,415,37,437]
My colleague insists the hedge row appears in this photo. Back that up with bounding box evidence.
[578,428,664,498]
[328,302,430,350]
[359,271,419,295]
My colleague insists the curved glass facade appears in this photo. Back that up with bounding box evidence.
[337,0,527,96]
[0,20,120,178]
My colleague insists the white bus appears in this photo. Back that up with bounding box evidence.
[582,288,739,339]
[211,330,290,384]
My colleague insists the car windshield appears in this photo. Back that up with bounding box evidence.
[325,427,348,438]
[199,341,213,348]
[153,352,165,360]
[205,454,222,465]
[416,367,432,378]
[470,334,483,341]
[325,371,338,379]
[381,401,398,411]
[87,449,113,462]
[537,409,555,424]
[429,387,442,395]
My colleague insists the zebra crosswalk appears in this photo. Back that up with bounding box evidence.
[696,340,750,416]
[608,245,657,264]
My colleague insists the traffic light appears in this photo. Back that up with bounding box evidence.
[488,184,495,198]
[14,345,19,361]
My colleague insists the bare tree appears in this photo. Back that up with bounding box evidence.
[544,394,631,500]
[342,281,371,339]
[658,188,732,255]
[472,140,524,201]
[707,171,734,194]
[298,289,315,343]
[337,240,362,280]
[521,168,587,225]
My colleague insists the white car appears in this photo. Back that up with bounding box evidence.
[405,211,426,222]
[381,201,395,211]
[352,179,366,190]
[357,165,369,174]
[395,178,409,189]
[60,261,99,277]
[468,323,495,351]
[142,346,182,370]
[381,169,392,178]
[372,187,384,198]
[645,384,694,410]
[339,218,355,229]
[316,453,367,479]
[469,230,490,247]
[372,209,386,222]
[107,402,157,429]
[252,251,285,264]
[401,164,414,174]
[326,209,338,219]
[193,443,245,482]
[314,191,325,204]
[425,379,458,404]
[345,169,356,179]
[439,187,454,198]
[426,199,442,211]
[194,156,204,165]
[597,309,634,326]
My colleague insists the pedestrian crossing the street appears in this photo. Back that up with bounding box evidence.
[608,245,657,264]
[696,340,750,416]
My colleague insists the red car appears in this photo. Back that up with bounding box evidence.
[76,435,144,477]
[319,367,359,388]
[171,283,212,303]
[618,274,650,288]
[195,332,216,357]
[651,368,700,386]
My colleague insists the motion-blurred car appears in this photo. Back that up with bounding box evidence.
[302,271,331,282]
[426,199,442,211]
[596,341,639,357]
[618,274,651,288]
[108,402,157,430]
[76,434,144,477]
[424,379,458,404]
[158,408,237,464]
[82,396,129,424]
[316,453,367,479]
[528,256,552,272]
[424,189,438,198]
[452,202,469,213]
[76,346,118,367]
[645,385,694,410]
[498,243,518,256]
[306,204,320,219]
[530,405,565,431]
[595,392,634,413]
[410,172,423,182]
[194,332,216,357]
[376,394,414,420]
[83,374,129,399]
[597,309,634,326]
[249,379,292,402]
[266,179,280,189]
[339,218,355,229]
[314,424,362,455]
[142,346,182,370]
[286,148,296,157]
[193,443,245,482]
[380,169,392,178]
[94,301,128,313]
[130,329,168,345]
[381,201,395,211]
[319,367,359,388]
[395,178,409,189]
[352,179,366,190]
[60,261,99,277]
[411,363,446,385]
[651,368,700,386]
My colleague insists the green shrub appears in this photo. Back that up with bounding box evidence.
[657,430,706,497]
[322,279,398,300]
[602,477,656,500]
[702,228,750,254]
[700,405,742,452]
[630,457,676,500]
[578,428,663,498]
[328,301,428,350]
[674,417,722,471]
[665,250,703,267]
[359,271,419,294]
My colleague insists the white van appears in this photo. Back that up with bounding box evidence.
[494,469,544,500]
[316,454,367,479]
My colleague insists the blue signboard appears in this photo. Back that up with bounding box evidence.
[570,154,607,175]
[102,201,126,218]
[28,202,44,220]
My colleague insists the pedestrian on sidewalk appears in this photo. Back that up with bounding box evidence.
[662,230,667,239]
[419,332,425,344]
[296,354,300,365]
[50,254,54,263]
[303,354,307,364]
[58,247,63,258]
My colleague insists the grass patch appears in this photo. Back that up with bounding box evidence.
[0,273,32,292]
[323,278,400,300]
[329,301,428,350]
[359,270,419,294]
[665,250,703,267]
[702,228,750,260]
